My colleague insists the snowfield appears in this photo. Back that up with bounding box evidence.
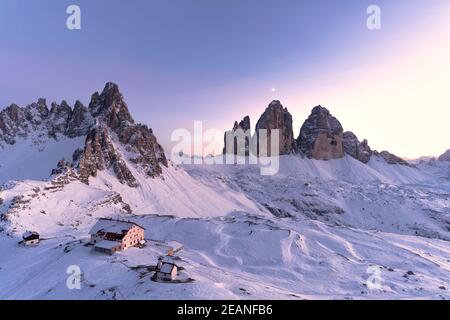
[1,213,450,299]
[1,137,450,299]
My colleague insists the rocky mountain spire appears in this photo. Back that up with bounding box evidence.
[88,82,135,132]
[66,100,93,138]
[75,82,168,185]
[255,100,295,156]
[297,106,344,160]
[223,116,251,155]
[48,101,73,138]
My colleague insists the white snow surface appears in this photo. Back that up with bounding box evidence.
[89,219,137,235]
[1,136,450,300]
[0,136,85,184]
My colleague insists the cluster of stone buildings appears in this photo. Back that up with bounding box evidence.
[22,217,181,282]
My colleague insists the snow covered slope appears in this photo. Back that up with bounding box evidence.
[184,155,450,240]
[0,136,260,236]
[0,136,85,184]
[1,213,449,299]
[1,83,449,300]
[1,153,449,299]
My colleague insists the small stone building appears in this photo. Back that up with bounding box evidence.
[155,259,178,282]
[22,231,40,246]
[89,218,145,254]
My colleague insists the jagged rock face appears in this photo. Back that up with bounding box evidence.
[0,104,27,145]
[51,159,72,176]
[89,82,135,131]
[297,106,344,160]
[343,131,372,163]
[255,101,294,156]
[77,126,138,187]
[374,150,410,166]
[1,82,168,187]
[85,83,168,179]
[0,98,92,147]
[438,149,450,162]
[118,124,168,177]
[223,116,251,155]
[25,99,49,125]
[237,116,251,132]
[0,100,52,146]
[66,101,93,138]
[48,101,73,138]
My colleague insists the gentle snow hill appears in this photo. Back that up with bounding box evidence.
[1,214,449,299]
[182,154,430,185]
[0,136,85,184]
[417,160,450,182]
[183,155,450,240]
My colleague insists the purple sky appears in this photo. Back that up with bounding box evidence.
[1,0,449,158]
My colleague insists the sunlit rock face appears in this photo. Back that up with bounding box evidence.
[297,106,344,160]
[343,131,372,164]
[255,100,295,156]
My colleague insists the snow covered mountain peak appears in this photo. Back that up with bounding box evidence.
[0,82,168,186]
[88,82,135,129]
[78,82,168,184]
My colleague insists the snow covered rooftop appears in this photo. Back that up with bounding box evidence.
[159,256,176,264]
[89,218,145,235]
[159,262,177,274]
[95,240,121,250]
[22,231,39,240]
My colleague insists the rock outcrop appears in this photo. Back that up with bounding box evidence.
[77,126,138,187]
[0,98,92,147]
[373,150,410,166]
[47,101,73,138]
[0,104,26,145]
[223,116,251,156]
[343,131,372,163]
[66,101,93,138]
[255,101,295,156]
[438,149,450,162]
[297,106,344,160]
